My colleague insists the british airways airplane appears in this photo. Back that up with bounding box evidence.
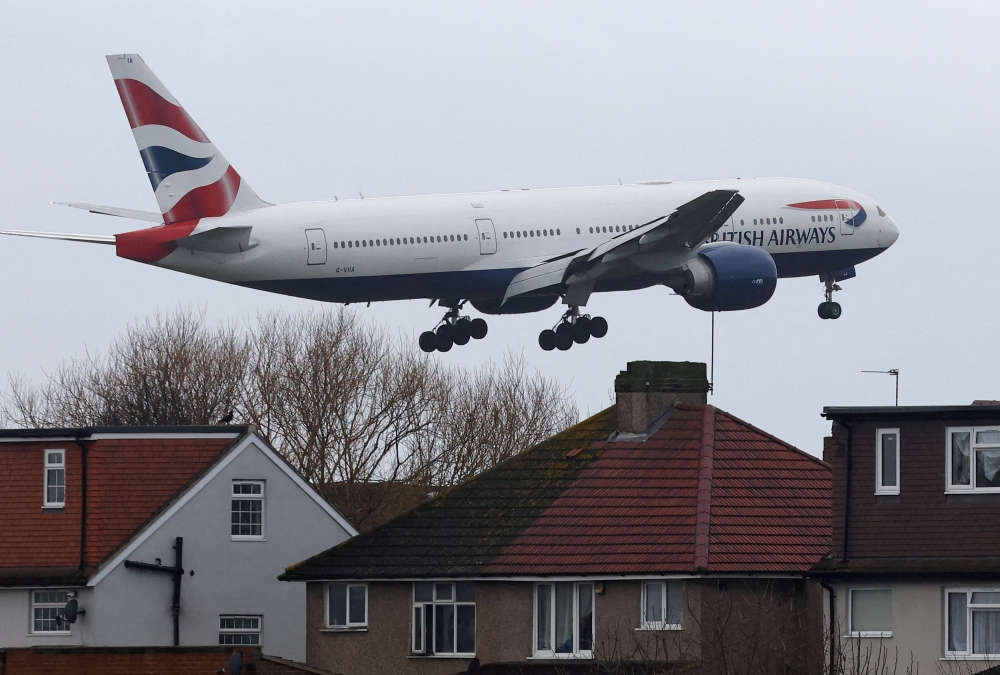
[3,54,899,353]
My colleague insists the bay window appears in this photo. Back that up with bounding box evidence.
[412,582,476,656]
[534,582,594,658]
[947,589,1000,657]
[947,428,1000,492]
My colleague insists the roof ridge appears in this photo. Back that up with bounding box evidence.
[693,406,715,572]
[713,406,831,469]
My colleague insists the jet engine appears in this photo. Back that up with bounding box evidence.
[679,245,777,312]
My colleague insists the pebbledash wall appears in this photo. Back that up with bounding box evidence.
[0,435,354,661]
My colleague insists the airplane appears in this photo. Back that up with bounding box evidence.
[2,54,899,353]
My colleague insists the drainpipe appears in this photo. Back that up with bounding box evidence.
[821,582,836,675]
[840,421,853,562]
[74,437,89,572]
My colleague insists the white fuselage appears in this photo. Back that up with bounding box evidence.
[157,177,898,306]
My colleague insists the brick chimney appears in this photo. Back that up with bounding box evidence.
[615,361,710,434]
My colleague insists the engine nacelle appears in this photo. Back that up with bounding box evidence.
[681,245,777,312]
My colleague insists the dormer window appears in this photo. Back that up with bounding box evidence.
[947,428,1000,492]
[44,450,66,507]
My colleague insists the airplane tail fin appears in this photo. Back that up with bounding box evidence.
[106,54,268,224]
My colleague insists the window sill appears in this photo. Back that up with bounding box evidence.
[231,537,267,542]
[528,653,594,660]
[27,632,72,637]
[320,626,367,633]
[637,624,682,631]
[844,632,892,639]
[407,654,476,659]
[874,490,899,496]
[42,506,65,512]
[940,655,1000,661]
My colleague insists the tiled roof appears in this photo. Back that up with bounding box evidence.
[282,404,831,580]
[812,555,1000,577]
[0,431,240,584]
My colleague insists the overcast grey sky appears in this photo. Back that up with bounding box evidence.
[2,1,998,455]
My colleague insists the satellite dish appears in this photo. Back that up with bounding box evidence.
[63,598,85,624]
[228,650,243,675]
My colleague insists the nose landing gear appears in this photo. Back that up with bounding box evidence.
[818,277,842,320]
[539,307,608,351]
[419,302,488,353]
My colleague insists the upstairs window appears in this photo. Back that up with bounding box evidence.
[875,429,900,495]
[534,582,594,658]
[44,450,65,507]
[412,582,475,656]
[231,481,264,539]
[32,590,70,634]
[219,615,262,645]
[947,589,1000,657]
[641,581,684,630]
[327,583,367,630]
[849,588,892,638]
[947,428,1000,492]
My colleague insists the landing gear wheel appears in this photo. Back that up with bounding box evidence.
[435,324,454,352]
[470,318,488,340]
[589,316,608,338]
[573,322,591,344]
[539,329,556,351]
[419,331,437,353]
[828,302,842,320]
[555,330,574,351]
[818,303,830,320]
[453,319,471,345]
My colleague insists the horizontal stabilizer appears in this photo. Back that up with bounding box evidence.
[54,202,162,223]
[1,230,115,244]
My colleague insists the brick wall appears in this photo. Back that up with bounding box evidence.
[0,646,260,675]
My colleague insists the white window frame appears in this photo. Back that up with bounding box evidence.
[324,582,368,631]
[30,590,71,635]
[946,427,1000,493]
[411,581,476,657]
[218,615,262,645]
[875,429,900,495]
[639,581,683,631]
[231,480,265,540]
[43,449,66,508]
[847,588,892,638]
[945,588,1000,658]
[532,582,595,659]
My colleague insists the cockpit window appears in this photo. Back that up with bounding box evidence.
[877,205,886,217]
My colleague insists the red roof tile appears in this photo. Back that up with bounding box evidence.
[0,433,238,581]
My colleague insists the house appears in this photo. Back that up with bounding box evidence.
[0,425,356,661]
[815,403,1000,672]
[281,361,832,675]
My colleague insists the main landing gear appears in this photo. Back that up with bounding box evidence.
[538,307,608,351]
[419,302,488,353]
[818,277,843,320]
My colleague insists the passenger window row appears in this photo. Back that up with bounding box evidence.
[585,225,637,235]
[333,234,469,249]
[746,217,784,226]
[503,229,561,239]
[811,214,840,222]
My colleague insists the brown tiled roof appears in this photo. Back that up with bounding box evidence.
[282,404,831,580]
[0,429,241,585]
[812,555,1000,577]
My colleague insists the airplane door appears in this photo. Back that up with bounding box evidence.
[475,219,497,255]
[835,200,855,236]
[305,228,327,264]
[721,216,736,242]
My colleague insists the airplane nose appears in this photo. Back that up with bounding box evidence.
[882,217,899,248]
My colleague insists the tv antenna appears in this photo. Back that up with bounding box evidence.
[862,369,899,406]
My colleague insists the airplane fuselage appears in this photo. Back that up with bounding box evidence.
[154,177,898,307]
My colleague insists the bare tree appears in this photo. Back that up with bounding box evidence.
[1,307,578,528]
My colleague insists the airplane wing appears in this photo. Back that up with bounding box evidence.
[0,230,115,244]
[503,189,744,305]
[54,202,163,223]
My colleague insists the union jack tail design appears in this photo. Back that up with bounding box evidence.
[106,54,267,225]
